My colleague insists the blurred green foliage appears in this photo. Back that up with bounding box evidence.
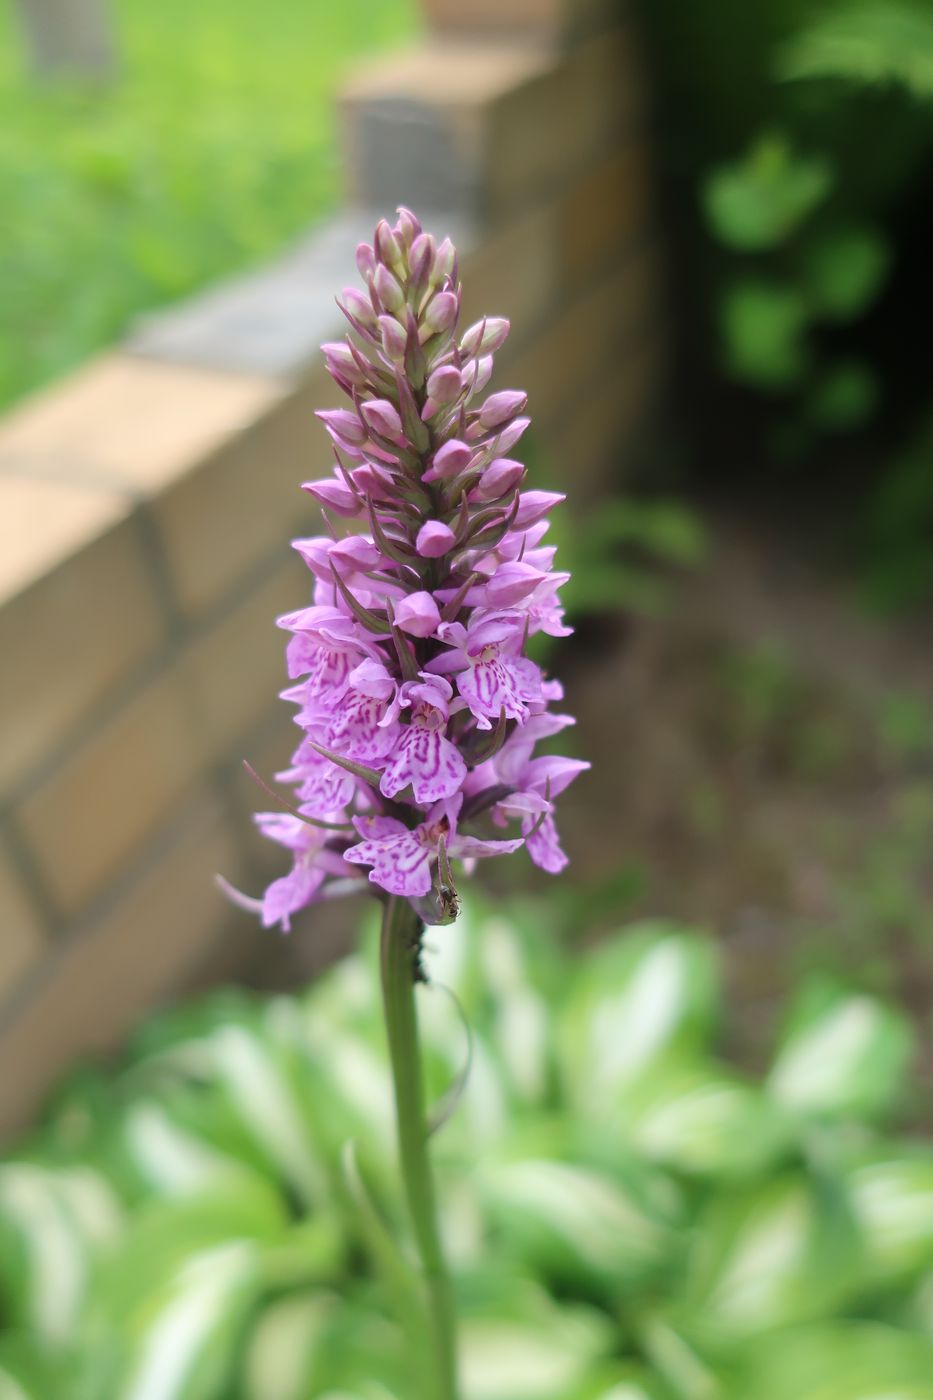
[640,0,933,603]
[0,0,417,409]
[554,497,707,621]
[777,2,933,94]
[705,134,889,430]
[2,896,932,1398]
[858,413,933,608]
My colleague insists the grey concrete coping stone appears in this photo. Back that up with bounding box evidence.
[126,209,475,382]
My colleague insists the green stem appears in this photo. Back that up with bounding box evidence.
[380,896,459,1400]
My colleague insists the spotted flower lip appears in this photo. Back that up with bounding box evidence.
[344,796,522,898]
[225,209,583,929]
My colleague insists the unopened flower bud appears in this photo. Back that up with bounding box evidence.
[479,390,528,429]
[352,462,395,497]
[316,408,368,448]
[461,317,510,357]
[513,490,566,529]
[409,232,436,294]
[485,561,548,607]
[423,291,458,334]
[495,415,531,453]
[426,364,462,406]
[341,287,378,332]
[355,242,376,281]
[462,354,494,399]
[329,535,383,571]
[361,399,405,444]
[395,206,422,248]
[302,476,361,517]
[416,521,456,558]
[432,237,456,286]
[395,591,441,638]
[291,537,332,578]
[378,314,408,362]
[374,219,404,273]
[374,263,405,315]
[475,457,525,501]
[424,439,472,482]
[322,341,366,388]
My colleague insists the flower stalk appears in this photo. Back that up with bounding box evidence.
[380,896,459,1400]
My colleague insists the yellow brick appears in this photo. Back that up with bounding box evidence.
[544,328,668,492]
[341,40,552,111]
[183,556,308,768]
[0,354,282,496]
[0,473,129,607]
[340,33,639,221]
[16,669,201,917]
[0,841,46,1004]
[0,353,305,620]
[487,31,642,217]
[422,0,617,41]
[0,510,166,798]
[0,794,248,1138]
[556,143,651,289]
[151,375,330,616]
[459,205,559,338]
[505,241,662,429]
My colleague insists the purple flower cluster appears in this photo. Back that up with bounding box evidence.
[235,210,587,929]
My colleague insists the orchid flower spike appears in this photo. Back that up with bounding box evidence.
[227,209,587,930]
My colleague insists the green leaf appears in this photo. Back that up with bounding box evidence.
[340,1143,426,1354]
[205,1023,330,1208]
[120,1099,267,1200]
[845,1148,933,1288]
[118,1240,261,1400]
[584,499,707,569]
[801,226,890,321]
[678,1175,863,1347]
[0,1368,32,1400]
[619,1060,791,1181]
[723,1321,933,1399]
[703,137,832,250]
[84,1181,287,1338]
[767,980,913,1122]
[476,1156,680,1292]
[458,1282,613,1400]
[0,1335,65,1400]
[777,2,933,99]
[0,1162,122,1346]
[243,1292,336,1400]
[559,925,719,1117]
[720,281,810,389]
[805,360,880,431]
[573,1369,671,1400]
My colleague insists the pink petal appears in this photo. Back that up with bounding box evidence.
[395,591,441,638]
[525,812,568,875]
[449,833,524,860]
[261,863,326,931]
[345,827,434,897]
[416,520,456,558]
[380,727,466,803]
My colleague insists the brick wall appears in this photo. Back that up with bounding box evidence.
[0,0,664,1135]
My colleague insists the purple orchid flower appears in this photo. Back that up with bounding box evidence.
[221,814,354,930]
[223,211,584,929]
[430,612,543,729]
[379,675,467,804]
[344,795,522,898]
